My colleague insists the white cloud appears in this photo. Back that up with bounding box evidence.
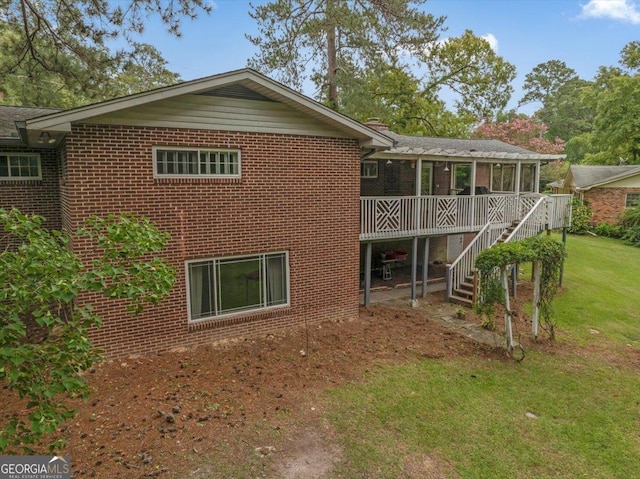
[580,0,640,24]
[481,33,499,53]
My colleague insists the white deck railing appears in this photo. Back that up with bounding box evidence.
[546,194,573,230]
[443,193,573,303]
[445,222,502,302]
[360,194,517,240]
[504,196,548,243]
[360,194,572,241]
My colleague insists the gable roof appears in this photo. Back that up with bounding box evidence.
[373,131,564,161]
[0,106,62,144]
[11,68,392,149]
[567,165,640,190]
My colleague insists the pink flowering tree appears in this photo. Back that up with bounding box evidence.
[473,117,565,154]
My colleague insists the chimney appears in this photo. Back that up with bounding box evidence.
[364,117,389,131]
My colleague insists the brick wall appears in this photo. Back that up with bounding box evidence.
[64,124,362,357]
[0,146,61,229]
[585,186,640,224]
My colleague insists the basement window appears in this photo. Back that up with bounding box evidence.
[186,252,289,322]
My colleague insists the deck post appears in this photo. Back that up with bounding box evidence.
[421,237,430,297]
[532,260,541,340]
[511,263,518,297]
[502,268,514,352]
[364,242,372,307]
[560,227,567,286]
[410,236,419,304]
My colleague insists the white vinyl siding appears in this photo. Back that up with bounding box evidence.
[187,252,289,322]
[154,147,240,178]
[90,95,351,138]
[0,153,41,180]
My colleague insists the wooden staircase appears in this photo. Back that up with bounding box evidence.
[449,273,477,307]
[495,220,520,244]
[448,219,520,308]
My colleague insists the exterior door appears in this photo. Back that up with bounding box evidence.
[420,162,432,195]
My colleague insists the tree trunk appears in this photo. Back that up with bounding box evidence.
[326,20,338,110]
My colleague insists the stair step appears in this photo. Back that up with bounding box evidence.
[449,295,473,307]
[454,288,474,298]
[459,281,474,289]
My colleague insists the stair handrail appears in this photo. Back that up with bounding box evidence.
[503,196,548,243]
[446,221,499,302]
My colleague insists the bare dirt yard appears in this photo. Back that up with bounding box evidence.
[3,287,637,478]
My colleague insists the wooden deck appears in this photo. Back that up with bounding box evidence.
[360,193,572,241]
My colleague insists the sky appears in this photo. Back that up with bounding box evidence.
[135,0,640,114]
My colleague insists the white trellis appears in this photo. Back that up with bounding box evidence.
[501,261,542,353]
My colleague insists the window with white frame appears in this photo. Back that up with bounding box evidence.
[452,163,471,192]
[154,148,240,177]
[187,252,289,321]
[520,164,536,192]
[0,153,41,180]
[491,163,515,192]
[361,160,378,178]
[420,162,432,195]
[626,193,640,207]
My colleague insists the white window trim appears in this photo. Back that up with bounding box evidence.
[185,251,290,323]
[360,160,378,178]
[451,163,472,193]
[153,146,241,178]
[419,161,433,195]
[626,193,640,208]
[0,153,42,180]
[519,163,537,193]
[490,163,516,193]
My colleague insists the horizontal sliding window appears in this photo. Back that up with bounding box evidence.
[187,252,289,322]
[0,153,41,180]
[154,148,240,178]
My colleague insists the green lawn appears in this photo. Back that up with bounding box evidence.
[327,235,640,479]
[555,235,640,346]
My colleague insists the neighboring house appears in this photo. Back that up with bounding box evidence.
[550,165,640,224]
[0,69,571,357]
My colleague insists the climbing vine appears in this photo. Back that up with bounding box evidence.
[475,236,566,341]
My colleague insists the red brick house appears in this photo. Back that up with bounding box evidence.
[1,69,572,356]
[0,69,392,357]
[550,165,640,224]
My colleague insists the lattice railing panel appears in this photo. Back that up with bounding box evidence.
[375,199,401,232]
[435,198,457,227]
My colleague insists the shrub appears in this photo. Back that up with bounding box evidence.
[594,222,623,238]
[0,209,176,452]
[616,203,640,247]
[567,197,592,235]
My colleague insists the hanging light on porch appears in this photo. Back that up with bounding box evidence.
[444,162,449,172]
